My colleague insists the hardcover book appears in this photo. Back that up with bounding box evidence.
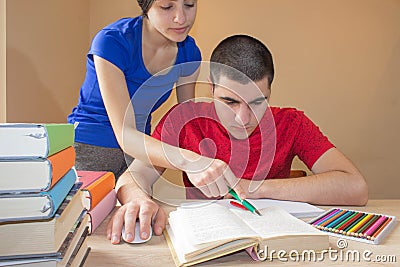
[0,183,85,257]
[0,123,74,158]
[77,170,107,188]
[0,168,77,222]
[0,215,90,267]
[87,189,117,234]
[79,171,115,211]
[0,146,76,193]
[165,203,329,267]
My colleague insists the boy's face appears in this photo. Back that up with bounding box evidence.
[212,76,271,140]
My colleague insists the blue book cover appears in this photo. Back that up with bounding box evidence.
[0,168,77,222]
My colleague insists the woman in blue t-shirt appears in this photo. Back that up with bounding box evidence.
[68,0,244,199]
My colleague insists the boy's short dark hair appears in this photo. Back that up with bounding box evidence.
[210,34,275,88]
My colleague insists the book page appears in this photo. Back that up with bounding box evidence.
[229,206,323,239]
[215,198,324,218]
[165,225,255,264]
[169,203,258,246]
[247,199,324,218]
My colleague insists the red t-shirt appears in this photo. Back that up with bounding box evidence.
[152,101,334,199]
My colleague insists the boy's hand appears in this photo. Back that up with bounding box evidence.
[186,158,246,199]
[223,178,262,199]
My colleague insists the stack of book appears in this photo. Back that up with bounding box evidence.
[77,170,117,234]
[0,123,91,267]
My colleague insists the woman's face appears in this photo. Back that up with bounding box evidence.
[146,0,197,42]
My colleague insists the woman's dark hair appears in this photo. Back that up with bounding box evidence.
[137,0,156,17]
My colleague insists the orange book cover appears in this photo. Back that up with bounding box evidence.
[49,146,76,188]
[81,172,115,211]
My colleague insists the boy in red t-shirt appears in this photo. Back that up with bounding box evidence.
[107,35,368,244]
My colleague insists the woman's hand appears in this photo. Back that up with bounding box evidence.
[106,197,166,244]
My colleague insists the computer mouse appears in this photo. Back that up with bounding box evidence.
[121,221,152,243]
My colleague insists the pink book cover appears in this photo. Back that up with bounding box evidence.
[77,170,108,189]
[88,189,117,234]
[245,246,261,261]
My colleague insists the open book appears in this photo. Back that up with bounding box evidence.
[164,203,329,267]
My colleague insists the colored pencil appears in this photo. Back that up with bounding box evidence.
[229,200,248,211]
[325,210,352,231]
[335,211,357,233]
[311,209,340,226]
[228,188,261,216]
[361,215,384,237]
[370,217,393,240]
[348,213,373,236]
[363,216,388,238]
[309,208,395,244]
[342,212,366,235]
[314,209,342,229]
[337,212,359,233]
[333,211,356,232]
[355,214,380,237]
[322,210,347,229]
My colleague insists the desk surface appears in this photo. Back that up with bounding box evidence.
[85,199,399,266]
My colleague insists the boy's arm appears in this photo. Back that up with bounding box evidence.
[107,160,167,244]
[242,148,368,206]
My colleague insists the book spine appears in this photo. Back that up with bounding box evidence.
[47,146,76,190]
[41,168,77,217]
[45,124,75,156]
[88,189,116,233]
[87,172,115,210]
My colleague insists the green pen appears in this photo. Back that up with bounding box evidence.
[228,188,262,216]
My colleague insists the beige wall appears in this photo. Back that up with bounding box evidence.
[89,0,140,38]
[166,0,400,199]
[6,0,90,122]
[4,0,400,199]
[0,0,5,122]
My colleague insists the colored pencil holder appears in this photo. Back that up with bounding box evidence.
[308,208,397,244]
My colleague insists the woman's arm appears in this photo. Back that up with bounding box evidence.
[94,56,244,198]
[175,67,200,103]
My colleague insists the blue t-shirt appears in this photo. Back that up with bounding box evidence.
[68,16,201,148]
